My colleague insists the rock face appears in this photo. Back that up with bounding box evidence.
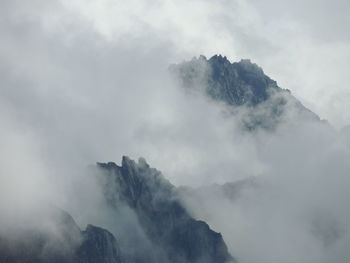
[170,55,320,130]
[0,207,122,263]
[77,225,121,263]
[170,55,280,107]
[0,156,234,263]
[97,156,234,263]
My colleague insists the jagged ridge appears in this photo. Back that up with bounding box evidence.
[170,55,321,130]
[97,156,234,263]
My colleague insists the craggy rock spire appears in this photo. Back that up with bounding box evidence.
[170,54,281,106]
[97,156,234,263]
[170,55,321,130]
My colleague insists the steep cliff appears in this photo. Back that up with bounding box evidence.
[97,156,234,263]
[170,55,321,130]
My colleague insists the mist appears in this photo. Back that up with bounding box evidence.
[1,0,350,263]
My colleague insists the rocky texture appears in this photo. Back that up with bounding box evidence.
[97,156,234,263]
[0,207,122,263]
[77,225,122,263]
[170,55,280,107]
[0,156,234,263]
[170,55,321,130]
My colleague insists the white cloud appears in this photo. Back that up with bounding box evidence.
[1,1,350,262]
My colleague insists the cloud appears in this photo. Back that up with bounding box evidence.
[180,115,350,263]
[52,0,350,128]
[0,1,350,263]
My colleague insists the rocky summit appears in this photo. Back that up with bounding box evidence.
[170,54,281,107]
[170,55,321,130]
[97,156,234,263]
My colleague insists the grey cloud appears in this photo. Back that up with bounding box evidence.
[1,1,350,263]
[248,0,350,42]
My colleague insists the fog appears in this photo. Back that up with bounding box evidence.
[0,0,350,262]
[180,115,350,263]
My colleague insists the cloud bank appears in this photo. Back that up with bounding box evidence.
[0,1,350,263]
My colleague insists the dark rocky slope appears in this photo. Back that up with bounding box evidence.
[97,156,234,263]
[0,156,234,263]
[0,207,122,263]
[170,55,321,130]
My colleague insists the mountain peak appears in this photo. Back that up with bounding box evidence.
[170,54,281,107]
[209,54,229,62]
[97,156,234,263]
[170,54,322,130]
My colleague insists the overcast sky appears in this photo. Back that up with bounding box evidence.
[2,0,350,126]
[0,0,349,195]
[1,1,350,262]
[1,0,349,181]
